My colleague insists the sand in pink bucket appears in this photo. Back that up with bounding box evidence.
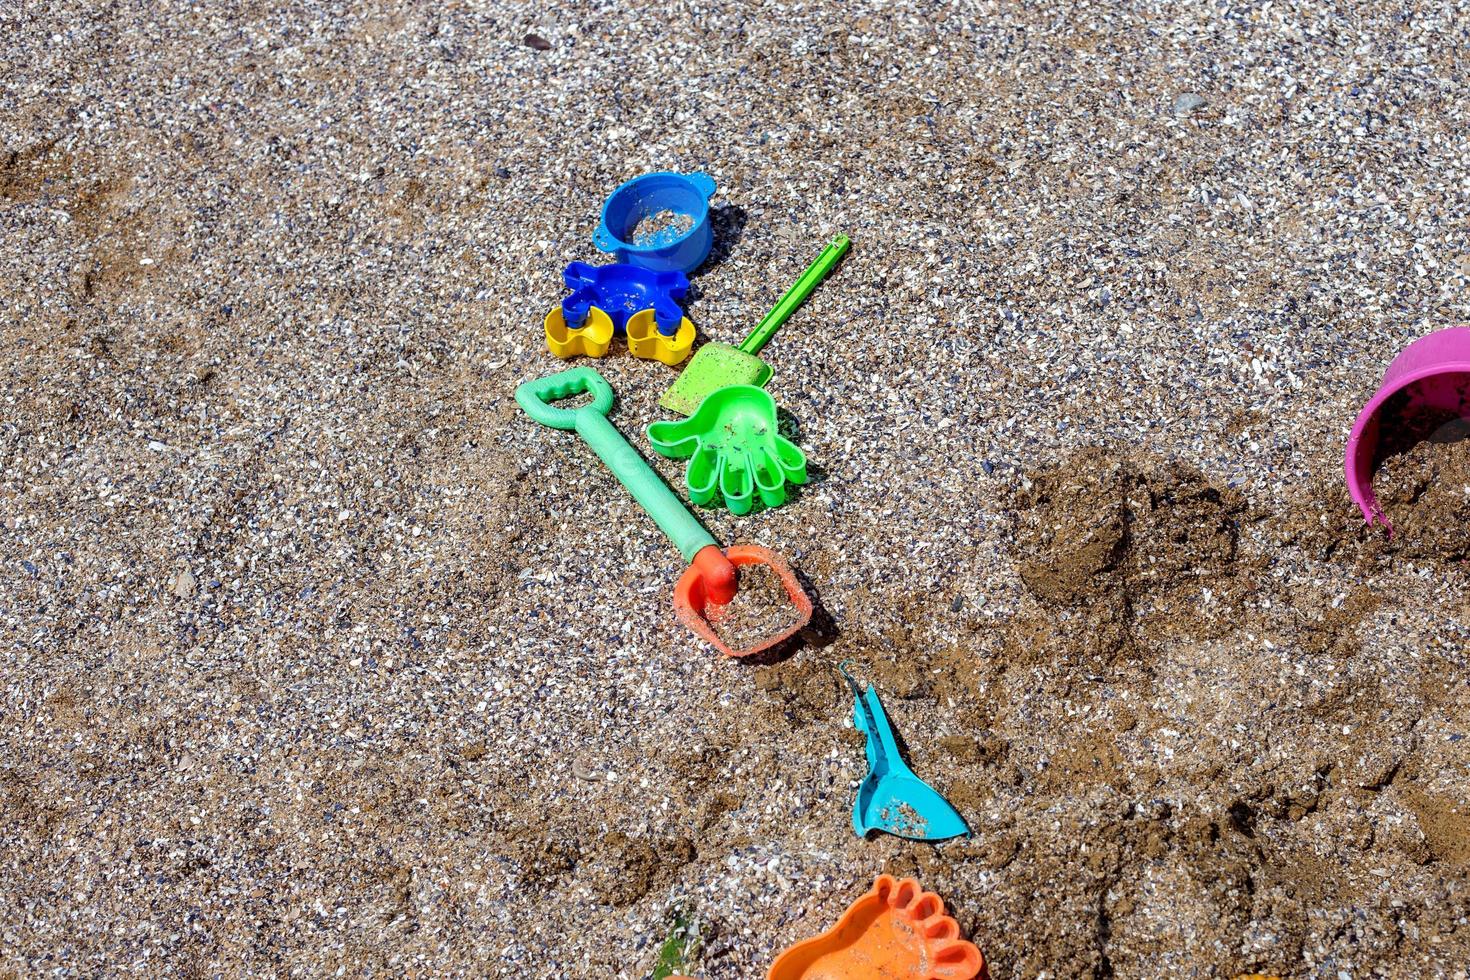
[1345,326,1470,528]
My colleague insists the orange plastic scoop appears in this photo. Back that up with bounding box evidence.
[767,874,985,980]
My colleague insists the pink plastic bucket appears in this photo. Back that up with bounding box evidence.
[1345,326,1470,526]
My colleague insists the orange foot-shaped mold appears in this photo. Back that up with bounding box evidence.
[767,874,985,980]
[545,303,614,359]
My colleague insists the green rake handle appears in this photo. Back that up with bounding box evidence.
[738,233,851,356]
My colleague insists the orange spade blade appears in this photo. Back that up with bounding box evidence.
[674,546,811,658]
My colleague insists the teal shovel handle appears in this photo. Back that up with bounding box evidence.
[515,366,719,564]
[516,367,615,429]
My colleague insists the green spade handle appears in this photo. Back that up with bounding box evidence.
[738,233,850,356]
[515,367,718,563]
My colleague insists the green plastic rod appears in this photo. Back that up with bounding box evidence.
[515,367,718,563]
[738,233,851,357]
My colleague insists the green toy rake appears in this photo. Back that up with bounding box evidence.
[657,234,850,416]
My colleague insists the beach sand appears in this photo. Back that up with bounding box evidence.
[4,1,1470,976]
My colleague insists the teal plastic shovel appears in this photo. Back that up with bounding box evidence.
[840,662,969,842]
[515,366,812,657]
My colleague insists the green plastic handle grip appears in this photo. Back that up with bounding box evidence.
[739,233,851,357]
[515,367,718,564]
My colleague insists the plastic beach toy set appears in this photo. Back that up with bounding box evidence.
[514,172,988,979]
[513,171,1470,980]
